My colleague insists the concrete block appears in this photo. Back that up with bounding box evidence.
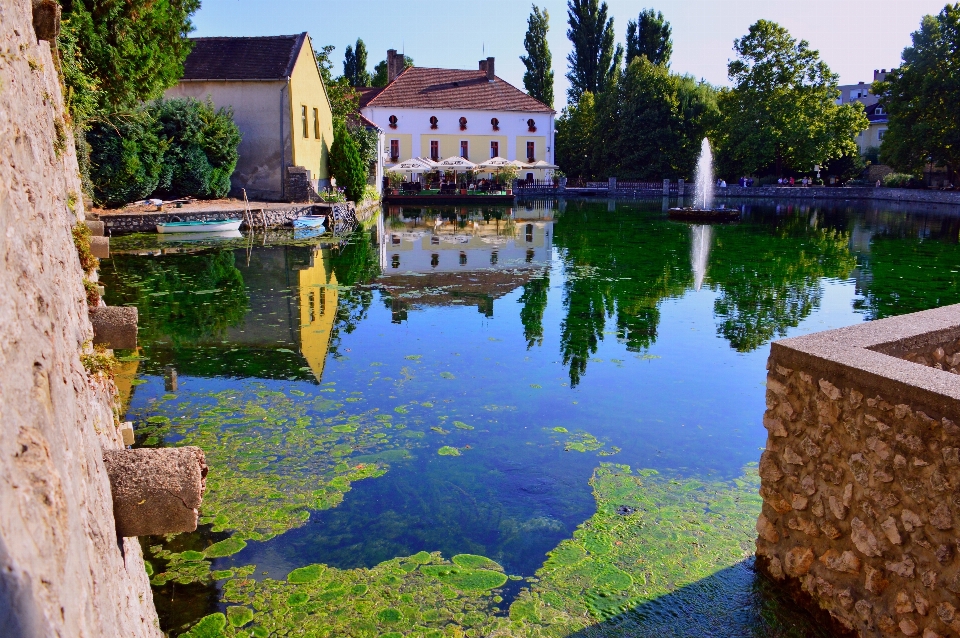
[102,447,207,537]
[119,421,134,446]
[89,236,109,258]
[89,306,138,349]
[84,220,105,236]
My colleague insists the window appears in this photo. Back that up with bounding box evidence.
[879,129,886,141]
[313,108,320,139]
[526,141,535,161]
[460,141,468,159]
[390,139,400,161]
[459,251,467,266]
[430,253,439,268]
[490,251,498,265]
[391,255,400,268]
[430,140,439,161]
[301,106,308,138]
[525,224,534,243]
[490,141,499,158]
[876,107,884,115]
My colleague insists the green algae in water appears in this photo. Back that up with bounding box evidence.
[287,564,324,583]
[430,426,449,435]
[552,427,568,433]
[439,371,455,379]
[226,606,253,627]
[437,446,460,456]
[452,554,503,571]
[453,421,474,430]
[204,537,246,558]
[182,612,226,637]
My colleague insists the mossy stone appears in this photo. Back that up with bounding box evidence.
[226,606,254,627]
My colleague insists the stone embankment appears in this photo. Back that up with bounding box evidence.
[757,304,960,637]
[0,2,160,635]
[93,201,356,233]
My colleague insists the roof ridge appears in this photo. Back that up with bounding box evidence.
[189,34,302,41]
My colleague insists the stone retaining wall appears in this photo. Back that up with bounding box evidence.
[757,304,960,637]
[95,202,354,234]
[717,186,960,206]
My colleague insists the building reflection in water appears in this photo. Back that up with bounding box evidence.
[377,203,554,322]
[297,247,339,382]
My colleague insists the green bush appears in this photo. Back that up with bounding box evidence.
[151,98,241,199]
[87,110,165,207]
[883,173,921,188]
[86,98,240,206]
[330,121,367,202]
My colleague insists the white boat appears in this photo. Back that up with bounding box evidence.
[292,215,326,229]
[156,219,242,233]
[158,230,243,242]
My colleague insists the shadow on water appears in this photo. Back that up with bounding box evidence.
[565,559,830,638]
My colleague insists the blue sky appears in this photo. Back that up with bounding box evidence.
[192,0,945,109]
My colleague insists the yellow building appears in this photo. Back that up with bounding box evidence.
[166,33,334,201]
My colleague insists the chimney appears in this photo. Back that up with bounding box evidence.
[387,49,398,84]
[479,59,488,72]
[485,57,495,82]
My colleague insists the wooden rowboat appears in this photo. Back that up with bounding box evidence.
[156,219,242,233]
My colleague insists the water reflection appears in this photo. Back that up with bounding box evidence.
[690,224,712,291]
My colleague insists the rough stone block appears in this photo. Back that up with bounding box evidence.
[89,306,138,349]
[84,220,105,236]
[89,235,109,258]
[102,447,207,537]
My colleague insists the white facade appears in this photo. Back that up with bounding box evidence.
[361,105,556,179]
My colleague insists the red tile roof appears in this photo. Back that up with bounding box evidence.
[180,34,308,81]
[365,67,554,114]
[357,87,383,108]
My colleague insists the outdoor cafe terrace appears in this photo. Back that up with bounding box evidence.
[385,156,559,199]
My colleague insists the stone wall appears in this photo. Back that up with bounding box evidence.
[95,202,353,233]
[0,2,160,636]
[716,186,960,206]
[757,304,960,637]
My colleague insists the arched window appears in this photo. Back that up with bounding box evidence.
[491,117,500,131]
[388,115,398,129]
[459,117,468,131]
[429,116,439,129]
[527,118,537,132]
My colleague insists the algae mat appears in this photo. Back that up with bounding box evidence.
[174,463,823,637]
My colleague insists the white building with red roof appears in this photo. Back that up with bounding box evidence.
[360,50,555,185]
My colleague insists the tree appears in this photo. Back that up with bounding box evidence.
[330,121,368,202]
[592,58,718,179]
[371,54,414,88]
[59,0,200,115]
[716,20,868,177]
[565,0,622,103]
[874,4,960,179]
[86,110,165,207]
[555,92,597,179]
[343,39,372,87]
[316,44,337,85]
[625,8,672,66]
[521,5,555,108]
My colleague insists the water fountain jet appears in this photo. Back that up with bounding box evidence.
[669,138,740,222]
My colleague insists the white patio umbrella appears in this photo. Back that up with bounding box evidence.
[436,156,477,188]
[388,157,436,173]
[523,160,560,170]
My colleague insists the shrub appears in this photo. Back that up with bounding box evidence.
[87,110,165,207]
[330,121,367,202]
[883,173,921,188]
[151,98,241,199]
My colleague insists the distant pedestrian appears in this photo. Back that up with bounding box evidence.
[790,177,795,186]
[876,180,881,187]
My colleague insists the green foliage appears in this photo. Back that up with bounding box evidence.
[565,0,622,103]
[371,55,414,88]
[716,20,868,177]
[518,275,549,348]
[330,121,368,202]
[863,145,881,165]
[875,4,960,174]
[151,98,241,199]
[348,121,380,168]
[72,222,98,273]
[592,56,719,179]
[342,39,372,87]
[555,92,597,179]
[625,8,673,66]
[204,537,247,559]
[59,0,199,115]
[883,172,922,188]
[315,44,337,85]
[86,110,165,207]
[521,5,555,108]
[824,148,866,182]
[437,446,461,456]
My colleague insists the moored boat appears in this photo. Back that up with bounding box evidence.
[156,219,243,233]
[292,215,326,229]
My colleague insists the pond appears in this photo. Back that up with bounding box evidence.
[101,198,960,637]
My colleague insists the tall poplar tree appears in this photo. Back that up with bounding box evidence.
[521,5,555,108]
[565,0,622,103]
[343,39,372,87]
[625,8,672,66]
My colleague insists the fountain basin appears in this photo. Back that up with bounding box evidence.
[668,208,741,223]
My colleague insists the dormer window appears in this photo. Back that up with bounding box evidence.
[876,107,884,115]
[388,115,398,129]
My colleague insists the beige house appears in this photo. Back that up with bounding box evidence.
[166,33,334,200]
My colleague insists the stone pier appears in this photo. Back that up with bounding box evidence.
[757,304,960,637]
